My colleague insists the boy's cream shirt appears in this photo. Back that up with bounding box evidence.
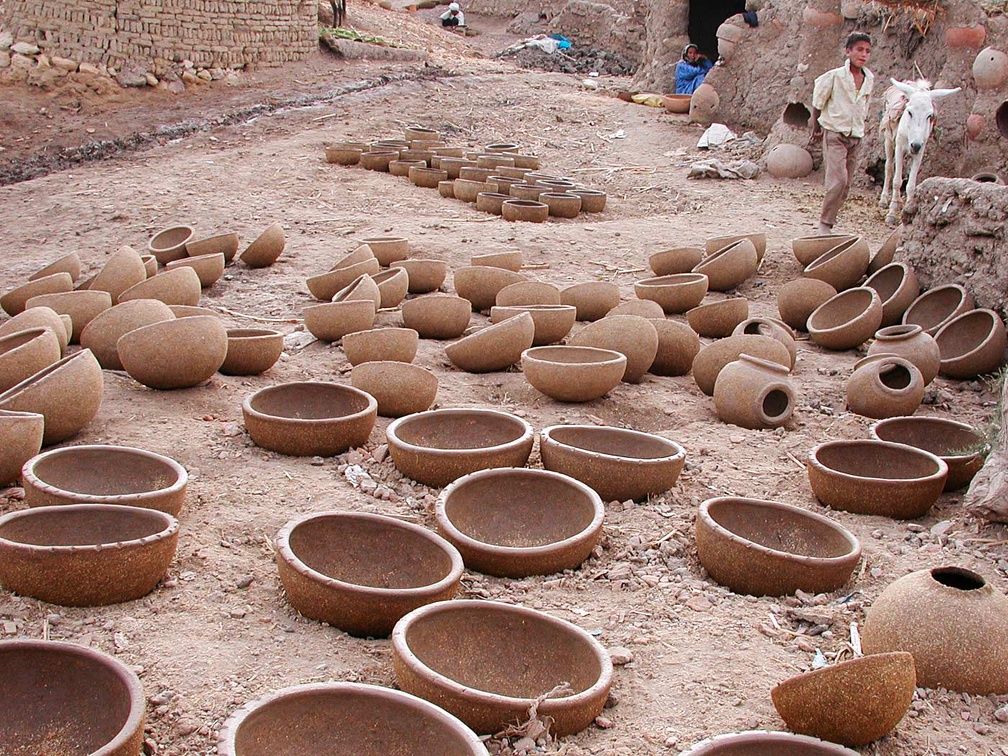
[813,59,875,138]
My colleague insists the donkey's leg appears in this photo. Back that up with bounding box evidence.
[905,149,924,206]
[879,129,895,209]
[886,142,905,225]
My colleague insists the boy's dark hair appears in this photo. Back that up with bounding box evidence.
[845,31,872,48]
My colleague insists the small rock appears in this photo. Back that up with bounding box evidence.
[930,520,954,537]
[594,715,614,729]
[372,444,389,463]
[145,72,158,86]
[196,69,212,82]
[11,41,40,55]
[796,636,816,653]
[608,646,634,665]
[0,31,13,50]
[685,595,712,612]
[512,736,536,753]
[180,70,197,85]
[229,608,247,619]
[78,61,104,76]
[994,704,1008,723]
[236,575,254,589]
[2,620,17,635]
[0,52,10,69]
[50,55,78,72]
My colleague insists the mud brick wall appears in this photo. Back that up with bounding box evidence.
[1,0,318,70]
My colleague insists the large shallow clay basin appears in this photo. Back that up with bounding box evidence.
[23,444,188,516]
[870,416,985,492]
[521,345,626,402]
[696,497,860,596]
[807,440,948,519]
[436,467,604,577]
[680,730,860,755]
[218,682,487,756]
[118,315,228,390]
[386,408,534,488]
[243,382,377,457]
[0,503,179,606]
[392,600,613,736]
[0,639,145,756]
[540,424,685,502]
[276,511,463,637]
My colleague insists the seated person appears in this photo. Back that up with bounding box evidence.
[441,2,465,27]
[676,44,713,95]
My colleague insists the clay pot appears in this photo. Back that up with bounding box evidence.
[471,251,523,271]
[693,239,758,291]
[945,24,987,48]
[90,246,147,301]
[871,416,985,492]
[0,306,69,355]
[807,287,883,350]
[169,305,219,319]
[521,345,627,402]
[635,273,709,314]
[714,354,796,429]
[409,166,448,189]
[771,652,915,747]
[560,282,620,321]
[568,314,658,384]
[650,319,701,376]
[867,228,901,274]
[220,328,284,376]
[392,599,612,736]
[240,222,285,268]
[306,258,381,301]
[476,154,515,170]
[649,246,704,276]
[390,159,425,177]
[662,93,692,113]
[491,304,576,346]
[862,566,1008,694]
[453,266,526,311]
[902,284,975,335]
[483,142,518,153]
[732,317,797,368]
[706,233,767,265]
[475,191,510,214]
[351,361,438,417]
[0,349,103,445]
[864,262,919,327]
[540,192,581,218]
[335,243,379,269]
[78,299,175,370]
[118,266,201,308]
[696,496,861,596]
[371,139,408,150]
[973,47,1008,90]
[0,327,61,393]
[326,145,364,165]
[846,354,924,418]
[390,259,448,293]
[434,146,465,158]
[766,144,814,178]
[511,154,540,169]
[276,511,462,637]
[508,183,545,201]
[1,272,74,317]
[689,83,719,125]
[187,232,240,266]
[385,408,534,488]
[303,300,376,342]
[360,149,399,171]
[803,236,870,291]
[502,199,549,222]
[118,315,227,390]
[440,157,477,179]
[686,298,748,338]
[445,312,535,373]
[401,294,471,339]
[29,252,81,282]
[807,439,947,518]
[453,178,494,202]
[405,126,440,142]
[540,424,685,502]
[0,410,44,486]
[791,233,857,267]
[692,334,791,396]
[140,254,158,277]
[569,189,607,213]
[148,224,194,265]
[343,327,418,365]
[166,252,225,288]
[971,169,1004,183]
[777,279,837,332]
[495,281,560,307]
[867,324,940,384]
[608,300,665,319]
[0,640,145,755]
[934,308,1007,378]
[371,268,409,309]
[438,180,456,198]
[680,731,860,755]
[24,290,111,346]
[487,175,521,195]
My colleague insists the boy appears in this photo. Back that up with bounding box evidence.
[440,2,465,28]
[810,32,874,235]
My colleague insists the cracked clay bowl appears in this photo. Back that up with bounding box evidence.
[0,639,145,756]
[392,599,613,736]
[276,511,463,637]
[521,345,627,402]
[680,730,861,755]
[436,467,604,577]
[218,682,487,756]
[118,315,228,390]
[386,407,534,488]
[870,416,986,492]
[243,382,377,457]
[539,424,685,502]
[0,503,179,606]
[23,444,189,516]
[695,496,861,596]
[807,439,948,519]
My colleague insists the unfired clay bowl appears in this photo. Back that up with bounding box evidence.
[521,346,626,402]
[560,281,620,321]
[902,283,975,336]
[79,299,176,371]
[686,297,749,338]
[635,273,709,314]
[239,222,285,268]
[471,251,523,271]
[118,315,228,390]
[390,259,448,294]
[649,246,704,276]
[342,327,418,366]
[495,281,561,307]
[186,231,240,263]
[372,267,409,309]
[934,308,1007,379]
[148,224,195,265]
[490,304,576,345]
[445,312,534,373]
[303,300,376,342]
[29,252,81,283]
[360,236,410,266]
[0,327,62,394]
[220,328,284,376]
[306,258,380,301]
[166,252,225,288]
[567,314,659,384]
[0,409,44,486]
[0,305,70,355]
[25,289,113,343]
[118,266,202,308]
[453,266,526,311]
[89,246,147,301]
[680,730,861,755]
[401,295,471,339]
[350,361,438,417]
[807,287,883,351]
[791,233,857,267]
[1,272,74,317]
[870,416,985,492]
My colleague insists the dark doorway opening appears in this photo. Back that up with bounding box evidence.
[688,0,746,60]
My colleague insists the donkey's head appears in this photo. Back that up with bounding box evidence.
[891,78,961,156]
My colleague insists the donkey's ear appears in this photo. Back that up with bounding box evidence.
[930,87,961,101]
[890,78,918,97]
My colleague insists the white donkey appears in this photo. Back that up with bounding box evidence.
[878,78,960,225]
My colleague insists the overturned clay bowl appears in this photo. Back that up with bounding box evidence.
[25,289,112,343]
[390,258,448,293]
[0,305,70,355]
[777,278,837,332]
[635,273,709,315]
[239,222,285,268]
[243,382,377,457]
[401,294,470,339]
[502,199,549,223]
[807,439,948,519]
[871,416,986,492]
[303,300,376,342]
[166,252,225,288]
[470,251,523,271]
[495,280,560,307]
[692,334,791,396]
[332,273,380,310]
[0,639,145,755]
[521,345,626,402]
[169,305,219,319]
[540,424,685,502]
[1,272,74,317]
[649,319,701,377]
[445,312,534,373]
[807,287,883,351]
[453,265,526,312]
[275,511,463,637]
[80,299,176,370]
[306,258,381,301]
[29,251,81,283]
[649,246,704,276]
[490,304,576,345]
[0,409,44,486]
[0,503,179,606]
[902,283,975,336]
[686,297,749,338]
[681,731,860,755]
[361,236,409,266]
[118,315,228,390]
[351,361,438,417]
[560,281,620,322]
[386,407,534,488]
[218,682,487,756]
[791,233,857,267]
[934,308,1007,379]
[343,327,418,366]
[186,231,240,263]
[89,246,147,302]
[693,238,758,291]
[803,236,870,291]
[696,496,861,596]
[220,328,284,376]
[118,266,202,308]
[568,314,658,384]
[0,327,62,394]
[392,599,613,736]
[148,224,194,265]
[436,467,604,577]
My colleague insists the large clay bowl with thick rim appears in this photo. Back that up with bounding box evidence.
[540,192,582,218]
[770,652,915,747]
[453,178,494,202]
[0,305,70,355]
[471,251,523,271]
[361,236,409,266]
[80,299,176,370]
[521,345,626,402]
[902,283,975,335]
[490,304,576,345]
[686,297,749,338]
[390,158,425,177]
[372,267,409,309]
[0,409,44,486]
[693,239,758,291]
[436,467,604,577]
[777,278,837,332]
[681,731,860,755]
[692,334,791,396]
[401,294,471,339]
[386,407,534,488]
[220,328,284,376]
[445,312,534,373]
[166,252,225,288]
[807,439,948,518]
[29,251,81,282]
[0,503,179,606]
[868,227,901,274]
[343,327,418,365]
[495,280,561,307]
[507,182,545,202]
[303,300,376,342]
[560,281,620,321]
[25,289,113,343]
[934,308,1007,378]
[0,327,61,393]
[243,382,377,457]
[871,416,986,492]
[118,266,201,308]
[864,261,919,327]
[649,246,704,276]
[705,232,766,264]
[803,236,870,291]
[540,424,685,502]
[118,315,228,390]
[351,361,438,417]
[409,165,449,189]
[275,511,463,637]
[807,287,883,351]
[148,224,195,264]
[453,266,526,312]
[0,349,103,445]
[696,497,861,596]
[325,145,364,165]
[0,639,145,756]
[1,272,74,316]
[635,273,709,315]
[239,222,285,268]
[392,599,613,736]
[569,189,607,213]
[391,258,448,293]
[90,246,147,301]
[791,233,858,267]
[568,314,658,383]
[218,682,488,756]
[186,231,240,263]
[306,258,381,301]
[663,93,692,113]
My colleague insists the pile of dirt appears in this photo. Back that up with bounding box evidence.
[499,45,637,76]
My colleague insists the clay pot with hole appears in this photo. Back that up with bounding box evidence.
[867,324,940,384]
[343,327,418,366]
[693,239,758,291]
[864,262,919,326]
[351,361,438,417]
[868,228,901,274]
[148,224,194,265]
[445,312,534,373]
[846,354,924,418]
[777,279,838,332]
[0,327,61,393]
[90,246,147,301]
[568,315,658,383]
[635,273,709,314]
[791,233,857,267]
[453,266,526,311]
[0,410,43,486]
[705,233,766,265]
[1,273,74,317]
[118,266,201,309]
[807,287,883,350]
[687,298,749,338]
[186,232,240,264]
[561,282,619,321]
[118,315,228,390]
[29,252,81,283]
[0,306,69,355]
[391,259,447,293]
[491,305,575,345]
[495,281,560,307]
[692,334,791,396]
[649,319,701,376]
[521,345,627,402]
[902,283,974,335]
[714,354,796,429]
[79,299,176,370]
[934,308,1007,378]
[220,328,284,376]
[502,199,549,222]
[306,258,381,301]
[649,246,704,276]
[240,222,285,268]
[303,300,376,342]
[166,252,225,288]
[401,295,470,339]
[732,317,796,368]
[25,289,112,343]
[871,416,986,492]
[803,236,870,291]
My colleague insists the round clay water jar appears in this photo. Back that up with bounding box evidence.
[713,354,796,429]
[902,284,975,335]
[934,308,1007,379]
[846,354,924,419]
[867,324,940,384]
[864,262,920,327]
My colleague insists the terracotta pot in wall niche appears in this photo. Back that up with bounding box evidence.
[945,24,987,49]
[689,84,719,126]
[973,47,1008,90]
[714,354,796,429]
[846,354,924,419]
[867,324,940,385]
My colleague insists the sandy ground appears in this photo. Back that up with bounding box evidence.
[1,4,1007,755]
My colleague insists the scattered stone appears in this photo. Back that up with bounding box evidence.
[995,704,1008,723]
[78,61,104,76]
[236,575,254,589]
[181,70,198,85]
[2,620,16,635]
[686,595,712,612]
[50,56,78,72]
[931,520,954,537]
[608,646,634,665]
[229,608,247,619]
[0,31,13,50]
[594,715,615,729]
[145,72,158,86]
[11,41,39,55]
[372,444,389,463]
[196,69,212,82]
[0,52,10,69]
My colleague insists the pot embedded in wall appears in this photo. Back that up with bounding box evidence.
[866,324,940,385]
[973,47,1008,90]
[846,354,924,419]
[713,354,796,430]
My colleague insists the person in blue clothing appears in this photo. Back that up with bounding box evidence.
[676,44,713,95]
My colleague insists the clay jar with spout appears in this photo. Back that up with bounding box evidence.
[713,354,796,429]
[867,324,940,385]
[846,354,924,419]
